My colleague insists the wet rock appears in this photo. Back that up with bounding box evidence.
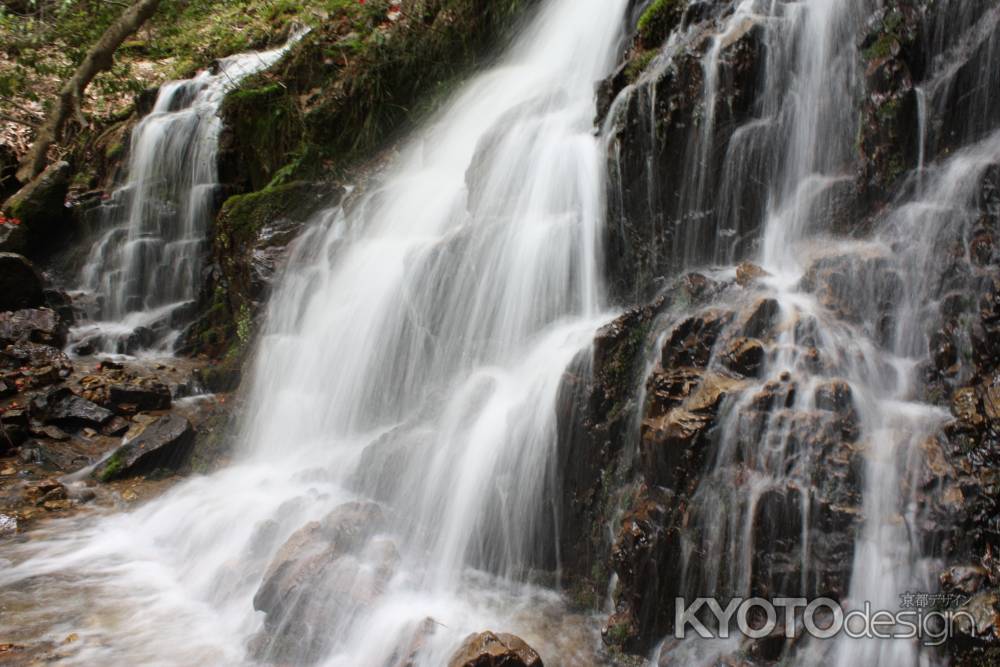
[857,3,922,203]
[1,341,71,374]
[0,421,27,453]
[555,299,664,584]
[447,631,543,667]
[645,367,703,417]
[251,501,395,663]
[0,253,45,312]
[385,617,438,667]
[604,14,766,302]
[100,415,130,437]
[92,413,195,482]
[117,326,156,355]
[721,337,765,377]
[606,486,681,652]
[31,387,113,430]
[0,513,17,537]
[29,422,69,441]
[107,382,171,413]
[641,407,712,491]
[661,309,732,369]
[940,565,991,597]
[952,387,984,428]
[0,308,67,347]
[952,591,999,643]
[23,478,67,507]
[736,261,770,287]
[739,297,780,339]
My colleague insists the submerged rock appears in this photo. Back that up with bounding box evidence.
[251,501,396,663]
[447,631,543,667]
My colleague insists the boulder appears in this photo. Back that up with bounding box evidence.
[0,308,67,346]
[1,161,70,252]
[251,501,395,662]
[0,221,27,254]
[30,387,113,429]
[108,382,171,413]
[448,632,543,667]
[0,253,45,312]
[92,413,195,481]
[736,261,770,287]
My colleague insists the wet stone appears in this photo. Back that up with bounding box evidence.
[448,631,543,667]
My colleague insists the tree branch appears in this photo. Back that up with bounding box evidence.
[16,0,162,183]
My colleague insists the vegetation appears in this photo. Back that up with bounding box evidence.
[636,0,685,48]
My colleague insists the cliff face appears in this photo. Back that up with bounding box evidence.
[556,1,1000,664]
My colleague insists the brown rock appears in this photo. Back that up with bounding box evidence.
[952,387,984,427]
[740,297,781,339]
[736,261,770,287]
[721,337,766,377]
[661,309,732,369]
[448,631,543,667]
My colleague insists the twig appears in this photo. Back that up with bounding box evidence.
[0,112,38,128]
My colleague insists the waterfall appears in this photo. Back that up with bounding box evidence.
[3,0,998,664]
[593,0,999,664]
[72,41,295,355]
[0,1,630,664]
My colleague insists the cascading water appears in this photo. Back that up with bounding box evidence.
[0,0,630,664]
[72,41,295,355]
[3,0,998,665]
[596,0,1000,664]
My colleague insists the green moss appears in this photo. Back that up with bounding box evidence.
[625,49,658,83]
[217,181,313,240]
[637,0,686,48]
[96,450,124,482]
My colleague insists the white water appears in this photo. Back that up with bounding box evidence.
[0,1,629,664]
[73,40,295,355]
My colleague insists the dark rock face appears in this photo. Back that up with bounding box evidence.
[447,631,543,667]
[0,308,68,347]
[0,143,18,201]
[0,161,71,256]
[603,10,766,302]
[107,382,172,413]
[856,3,923,205]
[250,501,396,663]
[30,387,113,430]
[92,414,195,481]
[0,253,45,312]
[0,221,28,254]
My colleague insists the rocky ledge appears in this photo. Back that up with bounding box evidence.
[0,251,234,534]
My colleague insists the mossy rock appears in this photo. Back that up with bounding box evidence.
[637,0,687,48]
